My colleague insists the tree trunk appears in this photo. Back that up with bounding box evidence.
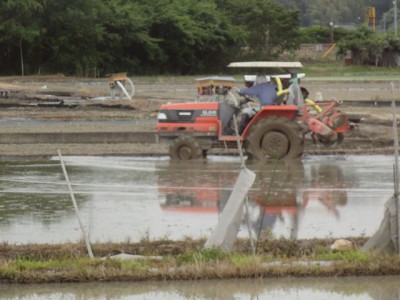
[20,40,24,76]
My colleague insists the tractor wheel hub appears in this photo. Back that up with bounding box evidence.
[261,131,289,159]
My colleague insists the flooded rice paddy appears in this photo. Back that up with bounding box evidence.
[0,155,395,244]
[2,276,400,299]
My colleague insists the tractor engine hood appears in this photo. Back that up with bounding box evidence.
[157,102,219,123]
[159,102,219,111]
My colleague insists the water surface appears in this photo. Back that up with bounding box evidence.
[0,155,394,243]
[1,276,399,299]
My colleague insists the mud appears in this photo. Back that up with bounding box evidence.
[0,76,398,157]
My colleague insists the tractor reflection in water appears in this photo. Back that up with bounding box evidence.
[252,161,348,240]
[156,160,349,240]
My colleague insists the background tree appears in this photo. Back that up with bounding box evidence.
[98,0,162,75]
[0,0,43,75]
[336,25,397,66]
[299,26,352,43]
[4,0,386,76]
[380,35,400,66]
[217,0,300,60]
[38,0,108,76]
[142,0,245,74]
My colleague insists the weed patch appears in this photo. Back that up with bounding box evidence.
[1,238,399,283]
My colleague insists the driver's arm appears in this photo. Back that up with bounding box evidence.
[236,85,260,98]
[239,97,252,105]
[232,86,254,106]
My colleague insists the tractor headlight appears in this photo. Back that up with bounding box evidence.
[157,112,167,120]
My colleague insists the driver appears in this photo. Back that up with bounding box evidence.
[234,75,277,133]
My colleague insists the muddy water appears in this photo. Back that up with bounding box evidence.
[1,276,400,299]
[0,155,394,243]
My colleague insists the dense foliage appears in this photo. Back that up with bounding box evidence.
[299,26,352,43]
[1,0,398,75]
[0,0,301,76]
[337,25,400,66]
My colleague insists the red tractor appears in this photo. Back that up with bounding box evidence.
[156,62,351,160]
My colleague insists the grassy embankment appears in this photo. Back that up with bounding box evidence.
[302,62,400,81]
[1,237,400,283]
[86,62,400,83]
[1,62,398,92]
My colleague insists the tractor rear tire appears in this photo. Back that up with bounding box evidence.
[169,136,203,160]
[244,116,304,160]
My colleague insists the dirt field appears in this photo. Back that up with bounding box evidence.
[0,76,398,157]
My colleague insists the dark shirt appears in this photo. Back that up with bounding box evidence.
[239,83,277,106]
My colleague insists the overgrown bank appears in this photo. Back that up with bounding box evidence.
[1,238,400,283]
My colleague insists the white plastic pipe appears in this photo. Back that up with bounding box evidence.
[126,77,135,98]
[58,149,94,259]
[116,78,135,100]
[116,80,130,100]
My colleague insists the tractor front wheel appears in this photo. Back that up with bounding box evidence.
[169,136,202,160]
[244,116,304,160]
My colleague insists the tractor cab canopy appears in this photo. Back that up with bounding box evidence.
[228,61,304,85]
[227,61,303,72]
[228,61,306,110]
[243,73,305,88]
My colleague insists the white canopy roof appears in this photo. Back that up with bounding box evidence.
[244,73,305,82]
[195,76,236,82]
[227,61,303,68]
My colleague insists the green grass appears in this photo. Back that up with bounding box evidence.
[302,62,400,81]
[128,62,400,82]
[1,239,399,283]
[0,252,393,282]
[4,62,399,83]
[0,249,392,283]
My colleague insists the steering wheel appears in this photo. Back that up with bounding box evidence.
[239,95,254,106]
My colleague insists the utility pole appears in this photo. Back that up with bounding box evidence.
[395,0,398,36]
[329,0,334,43]
[384,14,387,33]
